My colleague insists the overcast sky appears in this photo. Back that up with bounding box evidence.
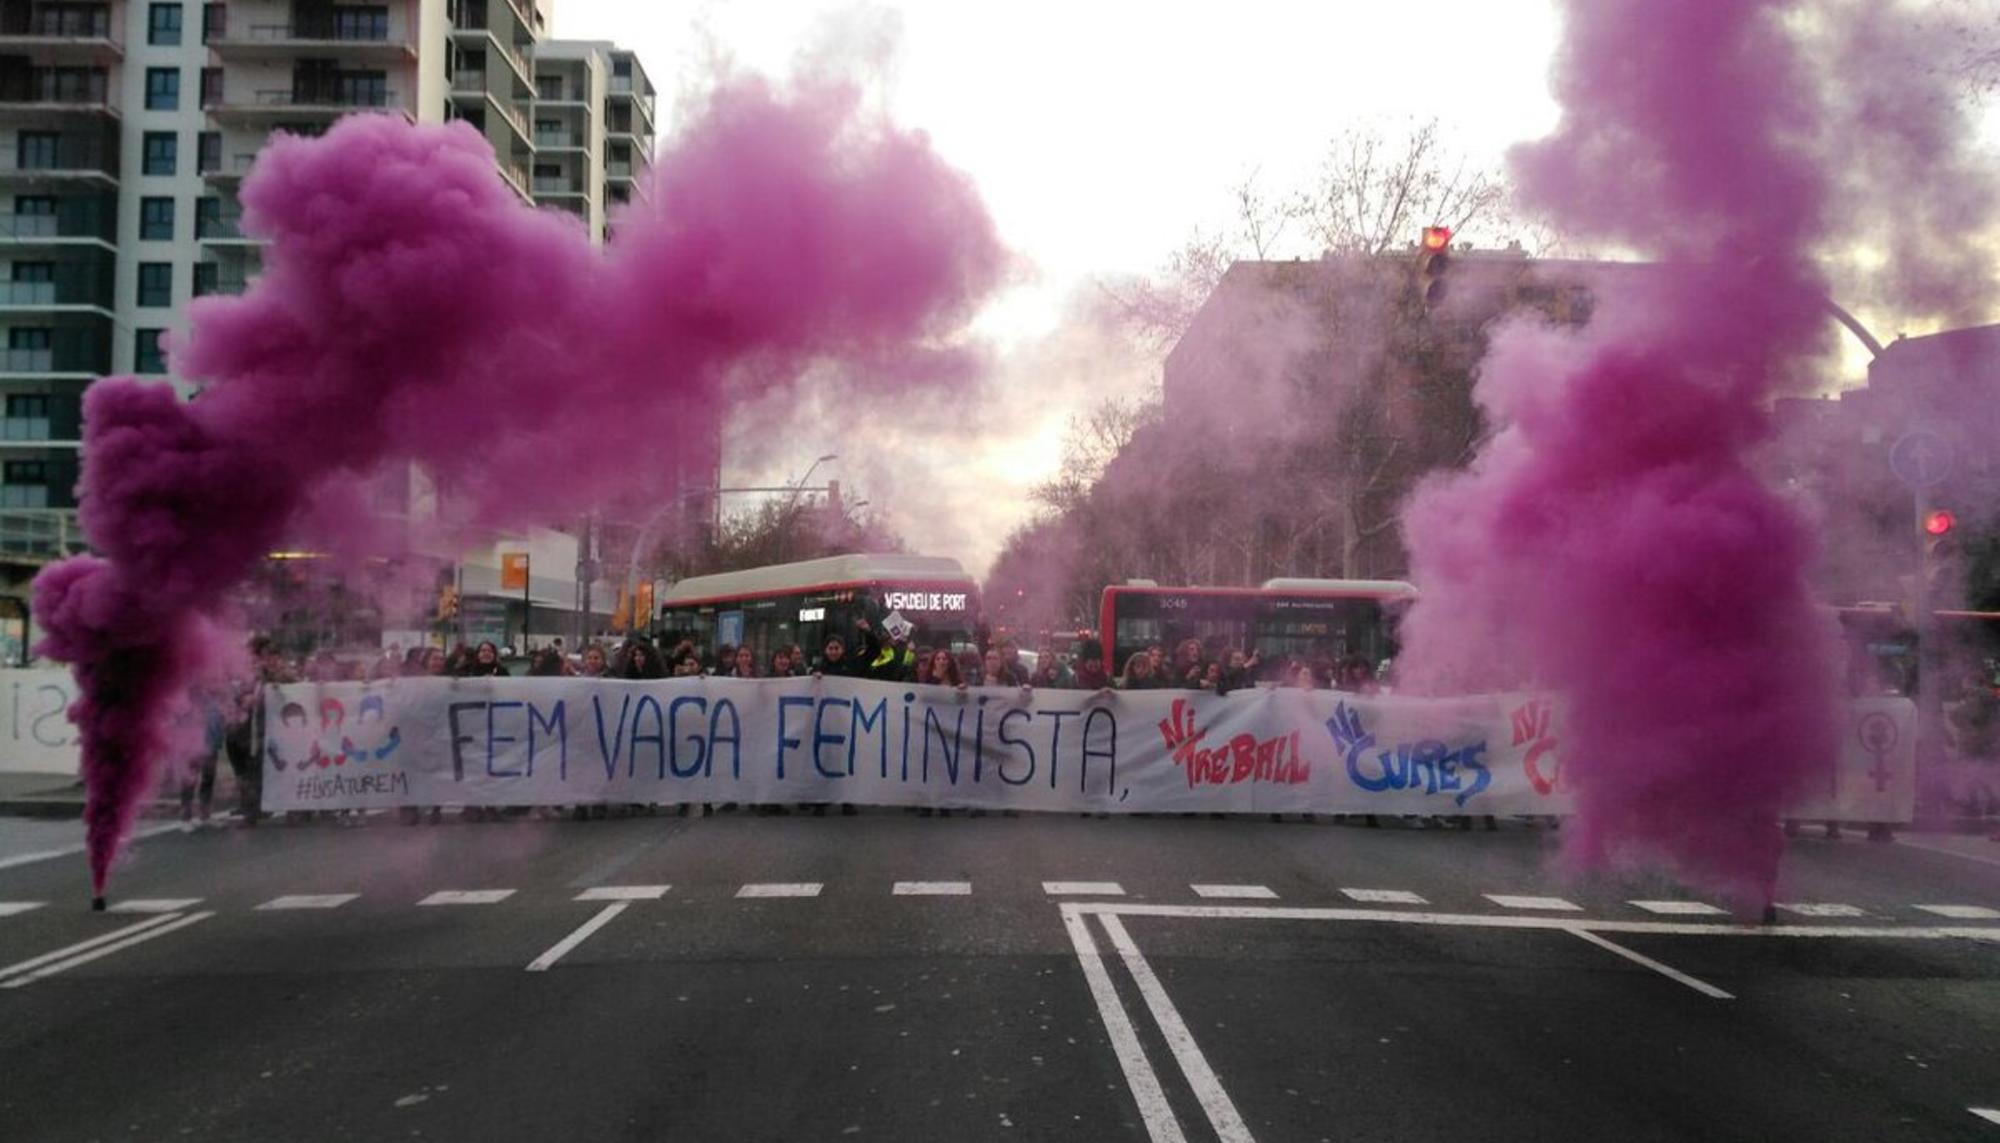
[547,1,1570,574]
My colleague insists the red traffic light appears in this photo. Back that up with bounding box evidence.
[1421,226,1453,252]
[1924,509,1956,536]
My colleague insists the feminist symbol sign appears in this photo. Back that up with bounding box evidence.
[1856,712,1899,794]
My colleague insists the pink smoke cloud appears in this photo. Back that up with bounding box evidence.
[34,75,1005,896]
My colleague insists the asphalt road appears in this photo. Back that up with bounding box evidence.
[0,811,1995,1143]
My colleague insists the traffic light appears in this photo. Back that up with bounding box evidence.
[1417,226,1452,309]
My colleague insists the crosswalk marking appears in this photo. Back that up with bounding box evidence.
[1191,884,1278,900]
[256,894,359,911]
[1629,900,1728,916]
[1779,903,1867,918]
[0,902,46,917]
[893,881,972,896]
[576,885,671,902]
[0,912,214,989]
[1342,888,1428,905]
[1043,881,1125,897]
[736,883,822,898]
[1486,894,1583,912]
[1914,904,2000,920]
[108,898,203,914]
[1969,1108,2000,1126]
[527,903,629,972]
[417,890,516,906]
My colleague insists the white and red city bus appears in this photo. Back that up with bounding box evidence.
[657,554,981,666]
[1098,578,1417,678]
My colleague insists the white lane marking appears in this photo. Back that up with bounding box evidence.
[0,902,47,917]
[108,898,203,914]
[0,913,182,982]
[1062,902,2000,942]
[893,881,972,896]
[576,885,671,902]
[1568,927,1735,1000]
[256,894,359,911]
[1898,839,2000,870]
[736,883,823,898]
[527,903,630,972]
[1341,888,1428,905]
[1969,1107,2000,1125]
[1630,900,1728,916]
[0,823,182,872]
[1099,913,1258,1143]
[417,890,516,906]
[0,912,214,989]
[1915,905,2000,920]
[1779,903,1867,918]
[1190,885,1277,900]
[1058,906,1188,1143]
[1043,881,1126,897]
[1486,894,1583,912]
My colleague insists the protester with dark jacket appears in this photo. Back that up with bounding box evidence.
[459,641,510,678]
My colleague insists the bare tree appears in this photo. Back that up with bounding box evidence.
[1296,118,1508,256]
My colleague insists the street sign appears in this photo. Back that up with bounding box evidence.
[1889,430,1952,489]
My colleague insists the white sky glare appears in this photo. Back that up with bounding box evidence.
[554,0,1566,575]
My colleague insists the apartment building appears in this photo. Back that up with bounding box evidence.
[528,38,652,244]
[0,0,654,540]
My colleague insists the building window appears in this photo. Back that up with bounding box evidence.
[194,196,221,237]
[12,262,53,283]
[5,394,49,419]
[13,195,56,217]
[16,132,59,170]
[145,68,181,111]
[137,263,173,307]
[148,3,184,45]
[4,460,48,484]
[192,262,217,297]
[199,67,223,108]
[8,329,51,351]
[197,131,221,174]
[140,197,175,240]
[142,132,177,176]
[334,6,389,40]
[201,2,224,43]
[535,76,562,100]
[134,330,167,375]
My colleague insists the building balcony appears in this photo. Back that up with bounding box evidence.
[0,210,114,249]
[200,149,261,186]
[534,128,579,151]
[0,279,111,315]
[0,346,104,377]
[0,141,117,185]
[207,23,417,65]
[532,175,585,197]
[0,75,120,123]
[448,73,531,150]
[450,25,533,92]
[207,88,413,128]
[192,267,249,297]
[607,76,655,126]
[0,415,50,441]
[196,211,255,245]
[0,4,123,64]
[496,158,529,202]
[0,508,86,559]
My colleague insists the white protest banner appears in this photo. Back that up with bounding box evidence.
[0,668,81,777]
[260,677,1916,823]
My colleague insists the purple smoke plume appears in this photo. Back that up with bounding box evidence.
[34,75,1004,895]
[1398,0,1993,908]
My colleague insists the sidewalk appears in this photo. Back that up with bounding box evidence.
[0,771,238,820]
